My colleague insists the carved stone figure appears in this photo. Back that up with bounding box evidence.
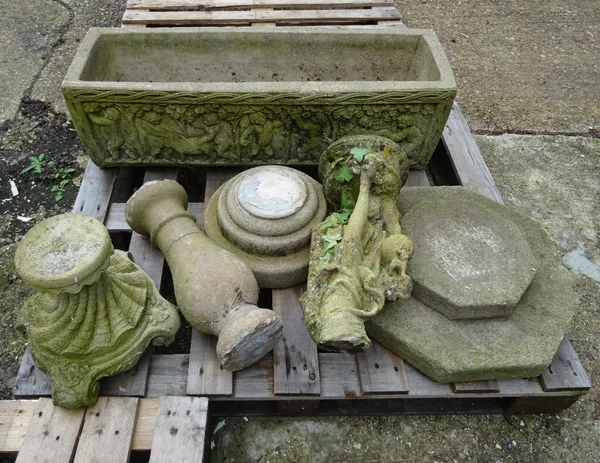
[301,135,414,352]
[14,213,180,409]
[125,179,284,371]
[204,166,328,288]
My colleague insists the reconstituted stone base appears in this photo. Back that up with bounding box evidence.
[366,187,577,382]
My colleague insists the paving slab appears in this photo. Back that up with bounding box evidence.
[0,0,70,125]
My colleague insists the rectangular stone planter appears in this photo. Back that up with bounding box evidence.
[63,27,456,169]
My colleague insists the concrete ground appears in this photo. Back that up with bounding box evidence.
[0,0,598,461]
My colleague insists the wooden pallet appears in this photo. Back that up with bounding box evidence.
[0,396,208,461]
[11,104,591,419]
[121,0,404,28]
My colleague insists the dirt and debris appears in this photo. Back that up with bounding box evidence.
[0,99,84,396]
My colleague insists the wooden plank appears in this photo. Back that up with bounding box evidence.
[73,397,139,463]
[187,169,237,396]
[234,353,275,398]
[497,377,544,395]
[104,168,179,397]
[129,167,179,287]
[0,400,39,456]
[132,398,159,451]
[72,161,119,220]
[272,286,320,395]
[148,397,208,463]
[187,330,233,396]
[404,169,430,187]
[540,336,592,392]
[319,353,361,398]
[13,348,51,398]
[105,202,204,232]
[453,380,500,394]
[252,7,276,28]
[404,362,454,396]
[122,7,400,26]
[356,342,408,394]
[127,0,395,10]
[15,398,85,463]
[147,354,189,398]
[100,350,153,397]
[441,103,504,204]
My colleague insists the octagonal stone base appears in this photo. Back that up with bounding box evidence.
[402,196,537,319]
[366,187,577,382]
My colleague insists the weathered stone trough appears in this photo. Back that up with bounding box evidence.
[63,27,456,168]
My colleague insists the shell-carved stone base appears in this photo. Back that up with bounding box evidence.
[19,251,180,408]
[15,213,180,409]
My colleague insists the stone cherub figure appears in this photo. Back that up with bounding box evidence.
[301,135,414,352]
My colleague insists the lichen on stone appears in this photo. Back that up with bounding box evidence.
[301,135,414,352]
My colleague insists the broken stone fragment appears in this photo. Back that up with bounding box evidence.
[204,166,327,288]
[125,179,283,371]
[14,213,180,409]
[301,135,414,352]
[366,187,577,382]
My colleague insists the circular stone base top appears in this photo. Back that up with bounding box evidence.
[236,167,307,219]
[15,213,112,292]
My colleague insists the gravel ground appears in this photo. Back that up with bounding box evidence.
[398,0,600,134]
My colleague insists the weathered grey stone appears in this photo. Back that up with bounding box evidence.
[62,27,455,169]
[204,166,327,288]
[14,213,180,408]
[366,187,577,382]
[301,136,413,352]
[402,199,537,319]
[126,180,283,371]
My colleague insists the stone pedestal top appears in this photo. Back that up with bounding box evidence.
[402,199,537,320]
[205,166,327,288]
[236,167,307,219]
[15,213,112,293]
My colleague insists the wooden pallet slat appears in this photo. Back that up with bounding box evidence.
[0,400,40,457]
[272,286,321,395]
[15,398,85,463]
[13,349,52,398]
[540,336,592,392]
[73,397,139,463]
[319,353,361,398]
[187,170,238,396]
[441,103,504,204]
[452,380,500,394]
[233,354,275,398]
[187,330,233,396]
[73,161,119,220]
[127,0,395,10]
[122,7,400,26]
[149,396,208,463]
[404,169,431,188]
[356,342,409,395]
[101,350,154,397]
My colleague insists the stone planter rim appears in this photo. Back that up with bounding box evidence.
[62,26,456,95]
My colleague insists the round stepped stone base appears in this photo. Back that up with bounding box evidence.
[205,166,327,288]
